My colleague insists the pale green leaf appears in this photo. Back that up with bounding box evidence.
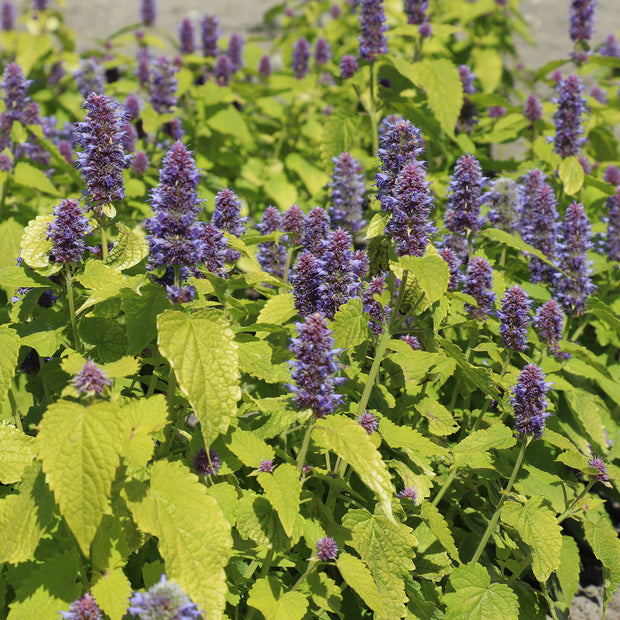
[91,568,133,620]
[472,48,503,93]
[125,460,233,619]
[559,156,585,195]
[0,423,34,484]
[121,284,170,355]
[584,510,620,609]
[554,535,580,610]
[379,417,449,459]
[0,462,55,564]
[104,223,148,270]
[331,298,369,350]
[286,153,329,196]
[388,344,456,386]
[416,396,458,436]
[421,502,460,563]
[454,425,516,468]
[565,389,609,452]
[501,496,562,581]
[320,111,361,168]
[207,482,238,527]
[0,218,25,267]
[207,107,252,147]
[258,464,300,538]
[306,572,342,614]
[13,161,59,195]
[0,326,19,404]
[480,228,558,271]
[157,309,241,444]
[313,415,394,521]
[336,552,389,617]
[36,401,125,554]
[20,215,58,271]
[365,212,388,239]
[238,339,290,384]
[227,428,274,467]
[257,293,296,325]
[247,576,308,620]
[400,246,450,305]
[444,563,519,620]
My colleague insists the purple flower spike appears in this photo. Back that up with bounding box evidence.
[458,65,477,95]
[193,447,220,476]
[33,0,49,9]
[358,0,388,62]
[136,48,151,89]
[590,85,607,104]
[128,574,202,619]
[149,57,178,114]
[301,207,330,256]
[444,153,485,238]
[554,201,596,316]
[600,33,620,57]
[463,257,495,320]
[72,360,111,397]
[418,21,432,38]
[60,593,103,620]
[358,411,378,434]
[124,93,141,121]
[166,284,195,304]
[74,93,130,209]
[398,487,417,501]
[400,334,420,350]
[259,54,272,78]
[289,312,344,418]
[439,247,461,291]
[519,169,546,231]
[1,2,15,31]
[340,54,359,78]
[316,537,339,561]
[258,460,274,473]
[201,14,219,57]
[605,187,620,261]
[488,105,506,118]
[603,164,620,186]
[553,74,586,158]
[132,151,149,175]
[145,141,204,271]
[211,188,247,264]
[404,0,428,25]
[48,199,91,264]
[588,456,609,481]
[199,223,228,277]
[75,57,105,98]
[486,178,521,234]
[569,0,596,42]
[510,364,552,440]
[329,152,365,232]
[227,33,244,71]
[292,37,311,79]
[363,276,390,334]
[179,18,195,55]
[215,54,232,86]
[533,299,565,356]
[291,252,321,316]
[498,286,531,352]
[2,63,32,121]
[385,161,435,257]
[282,204,305,245]
[0,153,11,171]
[257,206,286,278]
[141,0,156,26]
[315,37,331,66]
[523,94,543,125]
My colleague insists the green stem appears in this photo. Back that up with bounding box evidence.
[356,328,391,417]
[431,469,457,507]
[296,420,314,474]
[8,388,22,432]
[471,438,530,564]
[282,245,295,286]
[145,366,160,397]
[471,351,512,432]
[290,561,317,592]
[100,225,108,261]
[557,479,595,523]
[65,265,80,353]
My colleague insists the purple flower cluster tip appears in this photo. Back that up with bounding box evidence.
[510,364,552,439]
[498,286,531,352]
[329,152,365,232]
[463,257,495,321]
[553,74,586,158]
[48,199,91,264]
[128,574,202,619]
[60,593,103,620]
[194,447,220,476]
[316,537,339,561]
[72,360,111,397]
[358,0,388,62]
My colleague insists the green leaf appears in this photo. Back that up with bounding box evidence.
[79,317,128,362]
[480,228,558,271]
[247,576,308,620]
[104,222,148,270]
[238,339,290,384]
[141,104,175,134]
[444,563,519,620]
[236,493,296,551]
[207,107,253,147]
[501,496,562,581]
[388,342,456,386]
[121,284,170,354]
[331,298,369,350]
[36,401,125,554]
[306,572,342,614]
[91,568,133,620]
[399,246,450,305]
[0,462,56,564]
[379,417,449,460]
[558,156,585,195]
[554,535,580,610]
[20,215,58,271]
[13,161,59,195]
[313,415,394,521]
[421,502,460,563]
[416,396,458,436]
[320,111,361,168]
[453,425,516,468]
[365,212,388,239]
[158,310,241,444]
[565,389,609,452]
[258,464,301,538]
[286,152,329,196]
[207,482,238,527]
[391,58,462,138]
[584,510,620,609]
[0,325,19,404]
[125,460,233,619]
[0,422,34,484]
[76,261,142,314]
[14,308,66,357]
[336,552,389,617]
[0,218,25,267]
[472,47,503,93]
[226,428,274,467]
[257,293,296,325]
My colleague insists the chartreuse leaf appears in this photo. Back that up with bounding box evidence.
[416,396,458,436]
[0,462,55,564]
[121,284,170,355]
[564,389,608,452]
[227,428,274,467]
[444,563,519,620]
[0,325,19,404]
[501,496,562,581]
[480,228,558,270]
[554,535,580,611]
[258,464,300,538]
[104,222,148,270]
[0,422,34,484]
[558,156,585,195]
[584,510,620,609]
[336,552,389,617]
[343,509,417,618]
[421,502,460,563]
[125,460,233,619]
[157,309,241,444]
[320,110,361,168]
[36,401,125,554]
[91,568,133,620]
[207,482,238,527]
[365,212,388,239]
[247,576,308,620]
[237,339,290,384]
[454,425,516,468]
[306,572,342,615]
[331,298,369,350]
[13,161,59,195]
[313,416,394,521]
[400,246,450,305]
[257,292,296,325]
[379,417,449,460]
[286,152,329,196]
[20,215,60,272]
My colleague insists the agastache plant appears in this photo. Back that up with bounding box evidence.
[569,0,597,42]
[463,256,495,320]
[510,364,552,439]
[340,54,359,78]
[74,57,105,98]
[328,152,365,232]
[60,593,103,620]
[605,187,620,261]
[1,1,14,30]
[486,178,521,233]
[404,0,428,25]
[362,276,390,334]
[201,14,219,57]
[358,0,388,62]
[72,360,111,397]
[211,188,247,263]
[292,37,311,79]
[141,0,156,26]
[257,205,286,278]
[48,199,91,264]
[553,74,586,157]
[128,574,202,619]
[227,33,244,71]
[533,299,566,357]
[149,56,178,114]
[497,286,531,352]
[300,207,330,256]
[179,18,195,55]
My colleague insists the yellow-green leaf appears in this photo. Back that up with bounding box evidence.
[20,215,58,271]
[91,568,133,620]
[0,422,34,484]
[336,552,389,617]
[584,510,620,608]
[400,245,450,305]
[157,309,241,444]
[247,576,308,620]
[13,161,59,195]
[331,298,369,350]
[105,222,148,270]
[0,325,19,404]
[421,502,460,563]
[285,153,329,197]
[258,464,300,538]
[36,401,126,554]
[125,460,232,619]
[559,156,585,196]
[226,427,274,467]
[554,535,580,611]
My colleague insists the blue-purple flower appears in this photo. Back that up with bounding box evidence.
[569,0,596,42]
[362,276,390,334]
[214,54,232,86]
[358,411,378,434]
[439,247,462,292]
[340,54,359,79]
[458,65,476,95]
[404,0,428,25]
[292,37,311,79]
[486,178,521,234]
[60,593,103,620]
[316,537,339,561]
[463,257,495,320]
[128,574,202,619]
[444,153,485,238]
[398,487,417,501]
[72,359,111,397]
[588,456,609,482]
[74,57,105,98]
[605,187,620,261]
[259,54,272,78]
[124,93,141,121]
[498,286,531,352]
[329,152,365,232]
[194,447,220,476]
[289,312,344,418]
[227,33,244,71]
[211,188,247,263]
[291,252,321,316]
[603,165,620,186]
[533,299,565,356]
[510,364,552,440]
[201,14,219,57]
[553,74,586,157]
[300,207,330,256]
[199,223,228,277]
[132,150,149,175]
[141,0,156,26]
[258,460,274,473]
[2,63,32,121]
[282,203,305,246]
[358,0,388,62]
[179,18,195,55]
[48,199,91,264]
[315,37,331,66]
[523,94,543,125]
[599,33,620,57]
[149,56,178,114]
[257,206,286,278]
[1,1,15,30]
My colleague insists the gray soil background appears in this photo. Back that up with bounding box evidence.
[58,1,620,619]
